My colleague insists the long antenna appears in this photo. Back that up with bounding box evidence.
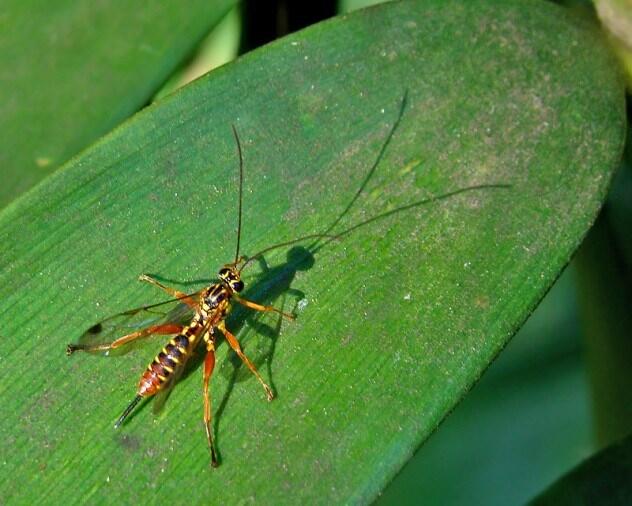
[232,125,244,263]
[239,183,511,272]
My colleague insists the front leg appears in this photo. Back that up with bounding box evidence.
[217,321,274,401]
[233,295,295,321]
[138,274,198,308]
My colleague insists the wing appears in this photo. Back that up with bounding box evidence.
[72,293,200,356]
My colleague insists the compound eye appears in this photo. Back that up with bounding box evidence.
[232,280,244,292]
[218,268,230,278]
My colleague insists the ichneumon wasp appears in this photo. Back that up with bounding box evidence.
[66,126,334,467]
[66,95,510,467]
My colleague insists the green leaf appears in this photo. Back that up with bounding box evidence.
[529,434,632,505]
[0,0,236,208]
[0,0,625,503]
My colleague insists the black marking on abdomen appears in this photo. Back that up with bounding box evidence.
[165,342,183,362]
[173,334,189,349]
[157,351,176,370]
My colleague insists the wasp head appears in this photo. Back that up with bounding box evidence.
[218,265,244,293]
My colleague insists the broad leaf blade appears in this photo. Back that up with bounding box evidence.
[0,0,235,208]
[0,0,625,503]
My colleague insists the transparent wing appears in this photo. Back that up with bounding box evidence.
[73,293,199,356]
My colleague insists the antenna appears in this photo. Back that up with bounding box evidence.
[242,91,409,269]
[232,125,244,264]
[239,183,511,272]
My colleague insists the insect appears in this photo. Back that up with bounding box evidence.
[66,126,331,467]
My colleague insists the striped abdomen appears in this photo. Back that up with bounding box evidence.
[138,332,193,397]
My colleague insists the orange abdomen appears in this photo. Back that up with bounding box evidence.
[138,333,190,397]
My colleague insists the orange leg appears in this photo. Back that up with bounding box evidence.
[138,274,198,309]
[218,322,274,401]
[66,323,184,355]
[203,343,219,467]
[234,295,295,321]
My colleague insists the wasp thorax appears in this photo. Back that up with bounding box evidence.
[218,266,244,293]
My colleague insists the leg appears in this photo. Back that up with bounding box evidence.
[202,342,219,467]
[218,322,274,401]
[233,295,294,321]
[138,274,198,308]
[66,323,184,355]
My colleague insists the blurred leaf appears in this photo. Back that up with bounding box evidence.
[575,212,632,446]
[607,130,632,274]
[154,7,242,101]
[595,0,632,87]
[529,433,632,505]
[0,0,625,503]
[0,0,236,208]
